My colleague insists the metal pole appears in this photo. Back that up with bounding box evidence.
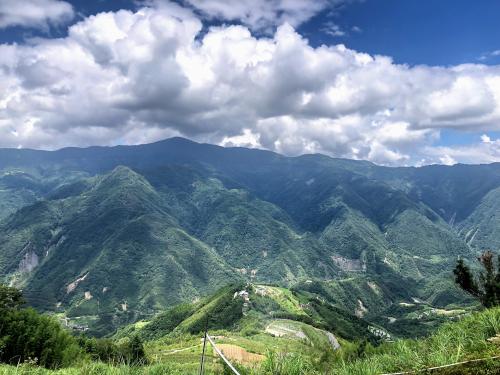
[199,316,209,375]
[206,334,241,375]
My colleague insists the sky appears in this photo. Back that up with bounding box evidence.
[1,0,500,166]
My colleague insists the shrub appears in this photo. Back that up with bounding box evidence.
[0,307,80,368]
[78,335,147,366]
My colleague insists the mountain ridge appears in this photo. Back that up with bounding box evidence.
[0,137,496,336]
[4,136,500,170]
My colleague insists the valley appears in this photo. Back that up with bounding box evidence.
[1,138,500,373]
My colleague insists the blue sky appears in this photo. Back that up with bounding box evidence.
[4,0,500,66]
[307,0,500,66]
[1,0,500,165]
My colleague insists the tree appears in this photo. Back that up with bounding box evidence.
[453,259,480,298]
[0,284,80,368]
[0,284,24,310]
[128,335,146,365]
[454,251,500,307]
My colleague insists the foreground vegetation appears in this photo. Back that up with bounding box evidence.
[1,304,499,374]
[331,306,500,375]
[454,251,500,308]
[2,279,500,374]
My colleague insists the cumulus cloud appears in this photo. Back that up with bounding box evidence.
[1,2,500,165]
[0,0,74,30]
[424,134,500,166]
[181,0,338,32]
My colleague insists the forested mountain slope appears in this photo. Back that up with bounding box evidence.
[0,137,497,334]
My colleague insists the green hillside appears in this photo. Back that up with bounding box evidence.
[0,167,240,335]
[331,306,500,375]
[114,283,372,342]
[0,137,498,336]
[458,187,500,251]
[1,285,499,375]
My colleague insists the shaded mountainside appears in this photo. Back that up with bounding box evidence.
[1,137,499,334]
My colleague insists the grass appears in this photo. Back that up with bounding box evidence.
[253,286,306,316]
[2,307,499,374]
[331,307,500,375]
[0,363,201,375]
[145,320,334,370]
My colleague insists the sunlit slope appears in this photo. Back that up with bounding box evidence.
[115,283,371,366]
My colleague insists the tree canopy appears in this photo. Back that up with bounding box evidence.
[0,284,24,310]
[0,284,80,368]
[454,251,500,307]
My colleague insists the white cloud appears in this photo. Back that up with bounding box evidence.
[0,0,74,30]
[1,2,500,165]
[321,21,346,37]
[424,135,500,165]
[182,0,337,32]
[479,49,500,61]
[438,154,456,166]
[221,128,260,148]
[481,134,491,143]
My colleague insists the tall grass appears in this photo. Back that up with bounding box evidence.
[0,363,201,375]
[331,307,500,375]
[258,352,319,375]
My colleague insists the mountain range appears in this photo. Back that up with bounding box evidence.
[0,137,497,335]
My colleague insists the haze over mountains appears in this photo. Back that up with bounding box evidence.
[0,137,497,334]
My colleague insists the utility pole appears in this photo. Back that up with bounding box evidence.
[199,315,209,375]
